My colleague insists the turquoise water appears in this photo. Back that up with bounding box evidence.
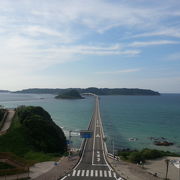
[100,94,180,153]
[0,93,180,153]
[0,93,93,147]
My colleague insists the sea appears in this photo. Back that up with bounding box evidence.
[0,93,180,153]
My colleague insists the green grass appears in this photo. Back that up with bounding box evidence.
[23,151,60,162]
[0,113,62,164]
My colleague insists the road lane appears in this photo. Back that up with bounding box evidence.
[60,95,122,180]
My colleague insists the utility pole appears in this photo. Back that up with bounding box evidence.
[165,159,169,180]
[69,130,72,157]
[178,160,180,180]
[113,136,115,158]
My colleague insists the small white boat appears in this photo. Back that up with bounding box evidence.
[128,137,138,141]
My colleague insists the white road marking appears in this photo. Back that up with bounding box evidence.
[72,170,76,176]
[92,111,97,165]
[108,171,112,177]
[97,104,113,171]
[72,169,118,177]
[95,170,98,177]
[99,170,103,177]
[81,170,85,176]
[86,170,89,176]
[92,164,107,166]
[60,176,67,180]
[97,151,100,154]
[91,170,93,176]
[104,170,107,177]
[96,133,100,137]
[74,138,88,169]
[97,157,100,162]
[97,154,100,157]
[77,170,81,176]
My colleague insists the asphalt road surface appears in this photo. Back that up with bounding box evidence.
[60,96,123,180]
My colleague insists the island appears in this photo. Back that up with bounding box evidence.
[0,90,10,93]
[14,87,160,96]
[55,89,84,99]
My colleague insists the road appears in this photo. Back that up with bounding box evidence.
[0,110,15,135]
[60,96,123,180]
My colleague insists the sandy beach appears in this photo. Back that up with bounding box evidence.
[108,156,180,180]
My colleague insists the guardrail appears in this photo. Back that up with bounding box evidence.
[0,153,29,177]
[0,152,29,168]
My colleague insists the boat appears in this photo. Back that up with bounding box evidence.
[128,137,138,141]
[154,141,174,146]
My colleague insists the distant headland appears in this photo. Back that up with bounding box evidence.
[14,87,160,96]
[0,90,10,93]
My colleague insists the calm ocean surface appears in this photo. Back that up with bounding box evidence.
[0,93,180,153]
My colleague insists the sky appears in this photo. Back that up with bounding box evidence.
[0,0,180,93]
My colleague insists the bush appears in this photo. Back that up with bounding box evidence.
[128,152,145,163]
[118,151,132,160]
[16,106,67,154]
[141,149,163,159]
[118,148,180,164]
[0,106,67,163]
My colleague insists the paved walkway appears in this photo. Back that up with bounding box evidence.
[0,156,79,180]
[0,110,15,135]
[108,157,162,180]
[32,156,79,180]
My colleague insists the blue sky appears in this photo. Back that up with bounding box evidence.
[0,0,180,92]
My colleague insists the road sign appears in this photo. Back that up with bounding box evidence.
[80,130,93,138]
[66,140,72,144]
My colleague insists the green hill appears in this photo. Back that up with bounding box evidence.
[55,89,84,99]
[0,106,67,162]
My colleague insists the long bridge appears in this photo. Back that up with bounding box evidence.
[60,95,123,180]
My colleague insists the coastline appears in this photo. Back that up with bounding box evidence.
[108,156,180,180]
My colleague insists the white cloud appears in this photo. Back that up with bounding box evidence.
[0,0,180,91]
[129,40,180,47]
[49,44,140,56]
[22,26,77,43]
[96,68,141,74]
[1,0,180,34]
[133,28,180,38]
[0,34,140,75]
